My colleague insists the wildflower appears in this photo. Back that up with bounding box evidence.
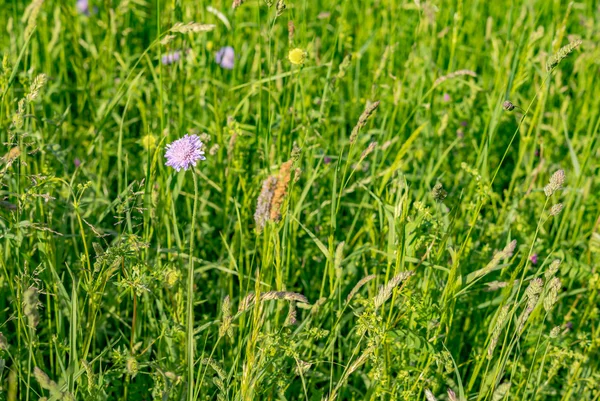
[216,46,235,70]
[503,100,515,111]
[76,0,89,15]
[288,48,306,65]
[141,134,156,149]
[74,158,81,168]
[529,253,538,265]
[161,51,182,65]
[164,134,205,172]
[443,93,451,102]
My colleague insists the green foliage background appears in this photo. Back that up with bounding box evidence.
[1,0,599,400]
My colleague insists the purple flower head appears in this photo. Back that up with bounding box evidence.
[162,51,182,65]
[323,156,332,164]
[216,46,235,70]
[443,93,451,102]
[74,158,81,168]
[76,0,89,15]
[164,134,206,172]
[529,253,538,265]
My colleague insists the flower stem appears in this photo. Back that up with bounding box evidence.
[187,169,198,401]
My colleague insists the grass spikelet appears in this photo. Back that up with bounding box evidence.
[334,241,345,278]
[431,182,447,202]
[170,22,216,34]
[468,240,517,283]
[81,360,95,393]
[346,274,376,303]
[492,382,511,401]
[525,278,544,299]
[254,176,277,231]
[373,271,414,309]
[238,293,256,312]
[33,367,57,391]
[23,286,41,329]
[360,141,377,159]
[286,302,297,325]
[544,169,565,197]
[546,40,582,71]
[487,305,510,359]
[22,0,44,38]
[26,73,47,103]
[425,389,438,401]
[269,160,293,221]
[447,389,458,401]
[0,332,8,350]
[202,358,226,380]
[219,295,233,340]
[545,259,561,280]
[350,100,380,144]
[549,203,564,216]
[543,277,561,312]
[433,69,477,87]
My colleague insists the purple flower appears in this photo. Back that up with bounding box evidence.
[443,93,451,102]
[162,51,181,65]
[76,0,89,15]
[323,156,332,164]
[74,158,81,168]
[215,46,235,70]
[529,254,538,265]
[164,134,206,172]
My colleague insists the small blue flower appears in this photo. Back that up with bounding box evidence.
[215,46,235,70]
[76,0,89,15]
[162,51,182,65]
[164,134,206,172]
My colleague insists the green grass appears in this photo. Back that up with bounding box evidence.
[1,0,599,400]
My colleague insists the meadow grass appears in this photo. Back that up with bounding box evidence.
[1,0,599,400]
